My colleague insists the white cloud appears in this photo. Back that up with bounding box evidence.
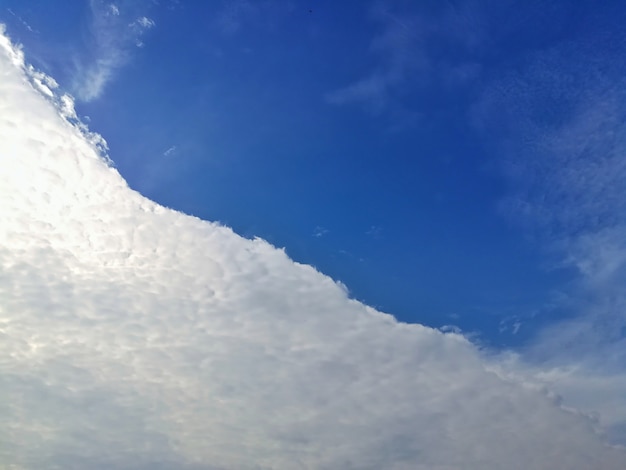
[1,25,625,469]
[366,225,382,238]
[163,145,177,157]
[135,16,155,29]
[313,225,328,237]
[490,352,626,446]
[71,1,155,101]
[108,4,120,16]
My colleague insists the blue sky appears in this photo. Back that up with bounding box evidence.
[3,1,626,466]
[4,0,598,345]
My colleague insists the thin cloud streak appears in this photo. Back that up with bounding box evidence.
[71,0,155,101]
[326,1,483,116]
[326,5,425,114]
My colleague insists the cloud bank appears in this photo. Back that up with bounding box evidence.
[1,26,624,469]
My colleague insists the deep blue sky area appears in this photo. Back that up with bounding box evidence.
[3,0,625,348]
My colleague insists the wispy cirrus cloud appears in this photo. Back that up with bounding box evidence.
[1,26,625,469]
[163,145,177,157]
[313,225,328,237]
[6,7,37,33]
[472,6,626,437]
[71,0,155,101]
[326,1,483,116]
[326,5,426,114]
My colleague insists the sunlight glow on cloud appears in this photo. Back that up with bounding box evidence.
[1,25,625,469]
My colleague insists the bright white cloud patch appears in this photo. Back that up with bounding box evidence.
[1,26,625,470]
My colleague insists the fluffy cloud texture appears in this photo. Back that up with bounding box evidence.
[1,27,624,469]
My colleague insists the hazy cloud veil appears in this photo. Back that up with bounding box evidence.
[0,26,624,470]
